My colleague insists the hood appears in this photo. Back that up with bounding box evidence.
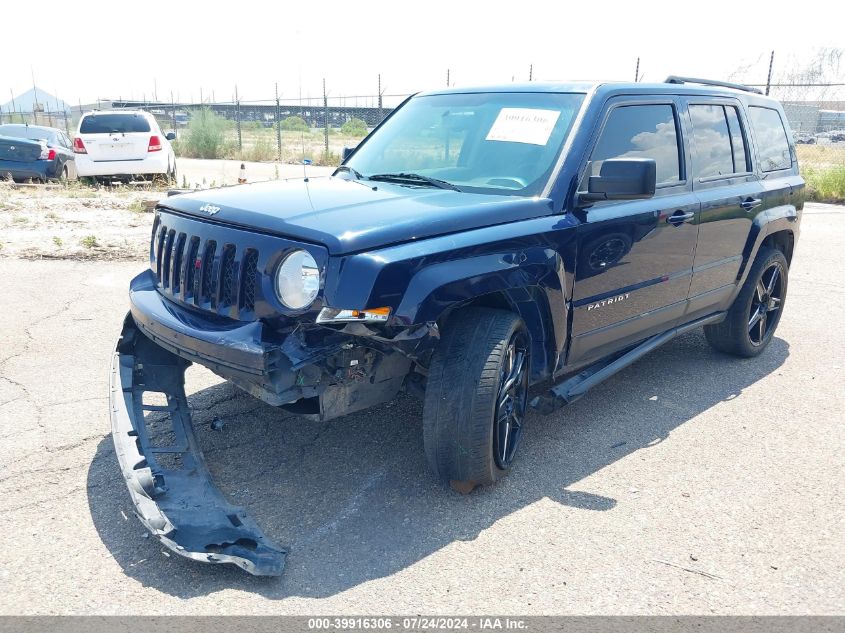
[159,177,554,255]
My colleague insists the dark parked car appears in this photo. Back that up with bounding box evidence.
[0,124,77,182]
[110,77,803,575]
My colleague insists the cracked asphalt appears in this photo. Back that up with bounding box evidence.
[0,203,842,614]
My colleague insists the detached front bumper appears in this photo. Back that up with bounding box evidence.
[109,314,287,575]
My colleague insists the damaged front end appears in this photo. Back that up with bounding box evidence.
[111,270,439,575]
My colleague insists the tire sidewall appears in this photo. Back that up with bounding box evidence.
[736,248,789,356]
[422,308,530,487]
[485,323,530,483]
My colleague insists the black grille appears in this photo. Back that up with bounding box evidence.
[152,219,264,320]
[161,230,175,288]
[183,237,200,300]
[240,249,259,312]
[155,225,167,280]
[219,245,237,307]
[171,233,186,294]
[200,240,217,304]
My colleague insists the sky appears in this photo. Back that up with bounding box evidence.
[4,0,842,107]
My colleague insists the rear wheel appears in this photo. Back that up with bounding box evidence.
[423,308,530,490]
[704,246,788,357]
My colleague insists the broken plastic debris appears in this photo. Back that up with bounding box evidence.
[211,418,225,431]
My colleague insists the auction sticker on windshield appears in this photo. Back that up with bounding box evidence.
[485,108,561,145]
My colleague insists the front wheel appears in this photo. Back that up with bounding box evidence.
[704,246,788,357]
[422,308,530,490]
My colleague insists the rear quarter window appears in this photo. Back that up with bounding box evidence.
[80,114,152,134]
[748,106,792,172]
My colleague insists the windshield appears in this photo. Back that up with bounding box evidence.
[0,125,53,142]
[345,92,584,196]
[80,113,151,134]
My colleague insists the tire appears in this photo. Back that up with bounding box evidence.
[423,308,530,489]
[704,246,788,357]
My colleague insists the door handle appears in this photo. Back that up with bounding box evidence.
[740,197,763,211]
[666,210,695,226]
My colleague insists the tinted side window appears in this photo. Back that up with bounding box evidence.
[724,107,748,172]
[590,104,681,185]
[688,104,749,178]
[748,106,791,172]
[689,105,733,178]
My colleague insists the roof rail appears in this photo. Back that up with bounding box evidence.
[664,75,763,95]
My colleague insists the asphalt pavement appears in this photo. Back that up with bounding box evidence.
[0,203,842,614]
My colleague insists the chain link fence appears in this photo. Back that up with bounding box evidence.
[771,85,845,201]
[0,106,75,134]
[2,81,843,200]
[97,91,410,166]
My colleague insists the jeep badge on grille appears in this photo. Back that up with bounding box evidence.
[198,204,221,215]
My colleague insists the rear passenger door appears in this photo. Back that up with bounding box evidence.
[683,99,761,317]
[568,98,699,366]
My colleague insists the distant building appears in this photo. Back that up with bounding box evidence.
[1,87,70,114]
[782,101,845,134]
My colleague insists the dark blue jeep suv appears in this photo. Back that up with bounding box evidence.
[110,77,803,575]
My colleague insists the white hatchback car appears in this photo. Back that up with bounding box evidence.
[74,110,177,182]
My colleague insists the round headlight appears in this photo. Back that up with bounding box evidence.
[275,249,319,309]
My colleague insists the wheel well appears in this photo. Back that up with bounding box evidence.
[762,230,795,266]
[436,291,514,330]
[435,290,555,382]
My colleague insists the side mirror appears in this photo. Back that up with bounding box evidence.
[581,158,656,203]
[165,132,176,141]
[342,146,356,161]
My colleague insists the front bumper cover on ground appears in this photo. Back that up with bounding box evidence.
[109,313,286,576]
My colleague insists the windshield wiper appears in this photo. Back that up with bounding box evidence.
[334,164,363,179]
[367,172,461,191]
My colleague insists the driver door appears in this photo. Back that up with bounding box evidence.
[567,98,700,366]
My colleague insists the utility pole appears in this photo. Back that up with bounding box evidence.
[378,73,383,124]
[635,57,640,82]
[529,64,533,81]
[323,78,329,159]
[31,66,39,124]
[235,85,242,152]
[275,82,282,163]
[446,69,450,87]
[765,50,775,96]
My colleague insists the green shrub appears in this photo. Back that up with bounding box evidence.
[802,166,845,203]
[314,150,340,167]
[178,108,230,159]
[241,136,275,162]
[280,116,310,132]
[80,235,98,248]
[340,117,368,136]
